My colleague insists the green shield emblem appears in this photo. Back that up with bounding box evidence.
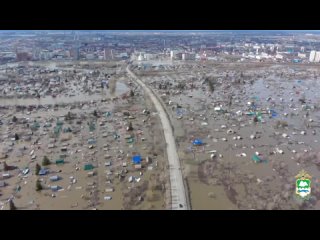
[296,179,311,198]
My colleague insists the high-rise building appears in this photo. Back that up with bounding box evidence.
[170,51,174,59]
[309,50,316,62]
[314,51,320,62]
[170,50,178,60]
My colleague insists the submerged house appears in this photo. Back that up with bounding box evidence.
[132,155,141,165]
[49,175,60,182]
[51,185,60,191]
[84,163,94,171]
[39,168,48,176]
[55,159,65,165]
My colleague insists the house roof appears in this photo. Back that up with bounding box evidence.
[193,139,203,145]
[132,155,141,164]
[50,175,59,181]
[39,169,48,175]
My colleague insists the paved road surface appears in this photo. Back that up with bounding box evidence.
[126,65,189,210]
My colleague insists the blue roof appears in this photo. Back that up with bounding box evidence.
[193,139,203,146]
[270,109,278,118]
[39,169,48,175]
[132,155,141,164]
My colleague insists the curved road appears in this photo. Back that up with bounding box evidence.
[126,65,189,210]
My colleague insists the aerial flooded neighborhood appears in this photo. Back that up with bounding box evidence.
[0,30,320,210]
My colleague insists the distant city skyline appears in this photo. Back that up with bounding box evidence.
[1,30,320,33]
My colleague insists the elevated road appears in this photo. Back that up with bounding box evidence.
[126,65,189,210]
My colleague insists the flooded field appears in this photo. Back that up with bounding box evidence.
[135,62,320,210]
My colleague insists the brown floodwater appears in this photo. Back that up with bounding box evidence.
[138,66,320,210]
[0,82,129,106]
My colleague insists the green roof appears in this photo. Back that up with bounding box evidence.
[55,159,65,164]
[252,154,261,163]
[84,164,94,171]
